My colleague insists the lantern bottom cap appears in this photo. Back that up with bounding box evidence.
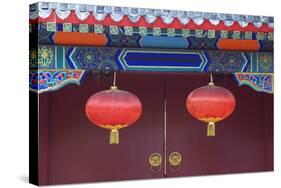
[110,129,119,144]
[207,122,215,136]
[110,86,118,90]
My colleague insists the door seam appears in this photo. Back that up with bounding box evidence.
[163,74,167,177]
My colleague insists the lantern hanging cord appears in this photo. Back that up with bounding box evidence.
[113,72,116,86]
[209,73,214,86]
[111,72,118,90]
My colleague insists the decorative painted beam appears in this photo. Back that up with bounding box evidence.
[33,24,273,51]
[29,3,274,94]
[29,69,273,94]
[30,45,273,73]
[29,46,274,94]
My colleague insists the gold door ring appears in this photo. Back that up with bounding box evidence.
[149,152,162,173]
[168,152,182,172]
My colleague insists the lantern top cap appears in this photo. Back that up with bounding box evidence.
[208,82,215,86]
[111,86,118,90]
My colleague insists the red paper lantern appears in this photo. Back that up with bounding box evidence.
[186,75,236,136]
[85,85,142,144]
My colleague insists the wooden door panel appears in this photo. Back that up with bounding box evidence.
[39,72,165,185]
[165,73,273,177]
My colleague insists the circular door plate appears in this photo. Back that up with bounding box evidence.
[149,153,162,167]
[169,152,182,166]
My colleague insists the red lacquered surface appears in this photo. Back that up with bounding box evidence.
[38,72,273,185]
[39,72,165,185]
[165,73,273,177]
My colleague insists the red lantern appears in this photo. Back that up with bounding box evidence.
[186,74,236,136]
[85,73,142,144]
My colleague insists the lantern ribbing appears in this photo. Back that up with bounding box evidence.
[85,72,142,144]
[186,74,236,136]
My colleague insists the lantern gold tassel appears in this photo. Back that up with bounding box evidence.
[207,122,215,136]
[110,129,119,144]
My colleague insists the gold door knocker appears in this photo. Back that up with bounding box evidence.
[169,152,182,172]
[149,152,162,173]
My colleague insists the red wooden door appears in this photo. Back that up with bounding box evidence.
[165,73,273,177]
[38,72,273,185]
[39,72,165,185]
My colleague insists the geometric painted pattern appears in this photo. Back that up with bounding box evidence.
[258,52,273,72]
[206,51,249,72]
[188,37,218,50]
[33,23,274,42]
[234,73,273,94]
[29,69,87,93]
[36,28,273,51]
[38,46,55,68]
[66,47,119,72]
[29,48,38,69]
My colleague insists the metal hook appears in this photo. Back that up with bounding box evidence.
[209,73,215,86]
[113,71,117,87]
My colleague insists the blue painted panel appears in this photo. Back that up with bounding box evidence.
[140,36,188,48]
[55,46,64,69]
[123,52,202,67]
